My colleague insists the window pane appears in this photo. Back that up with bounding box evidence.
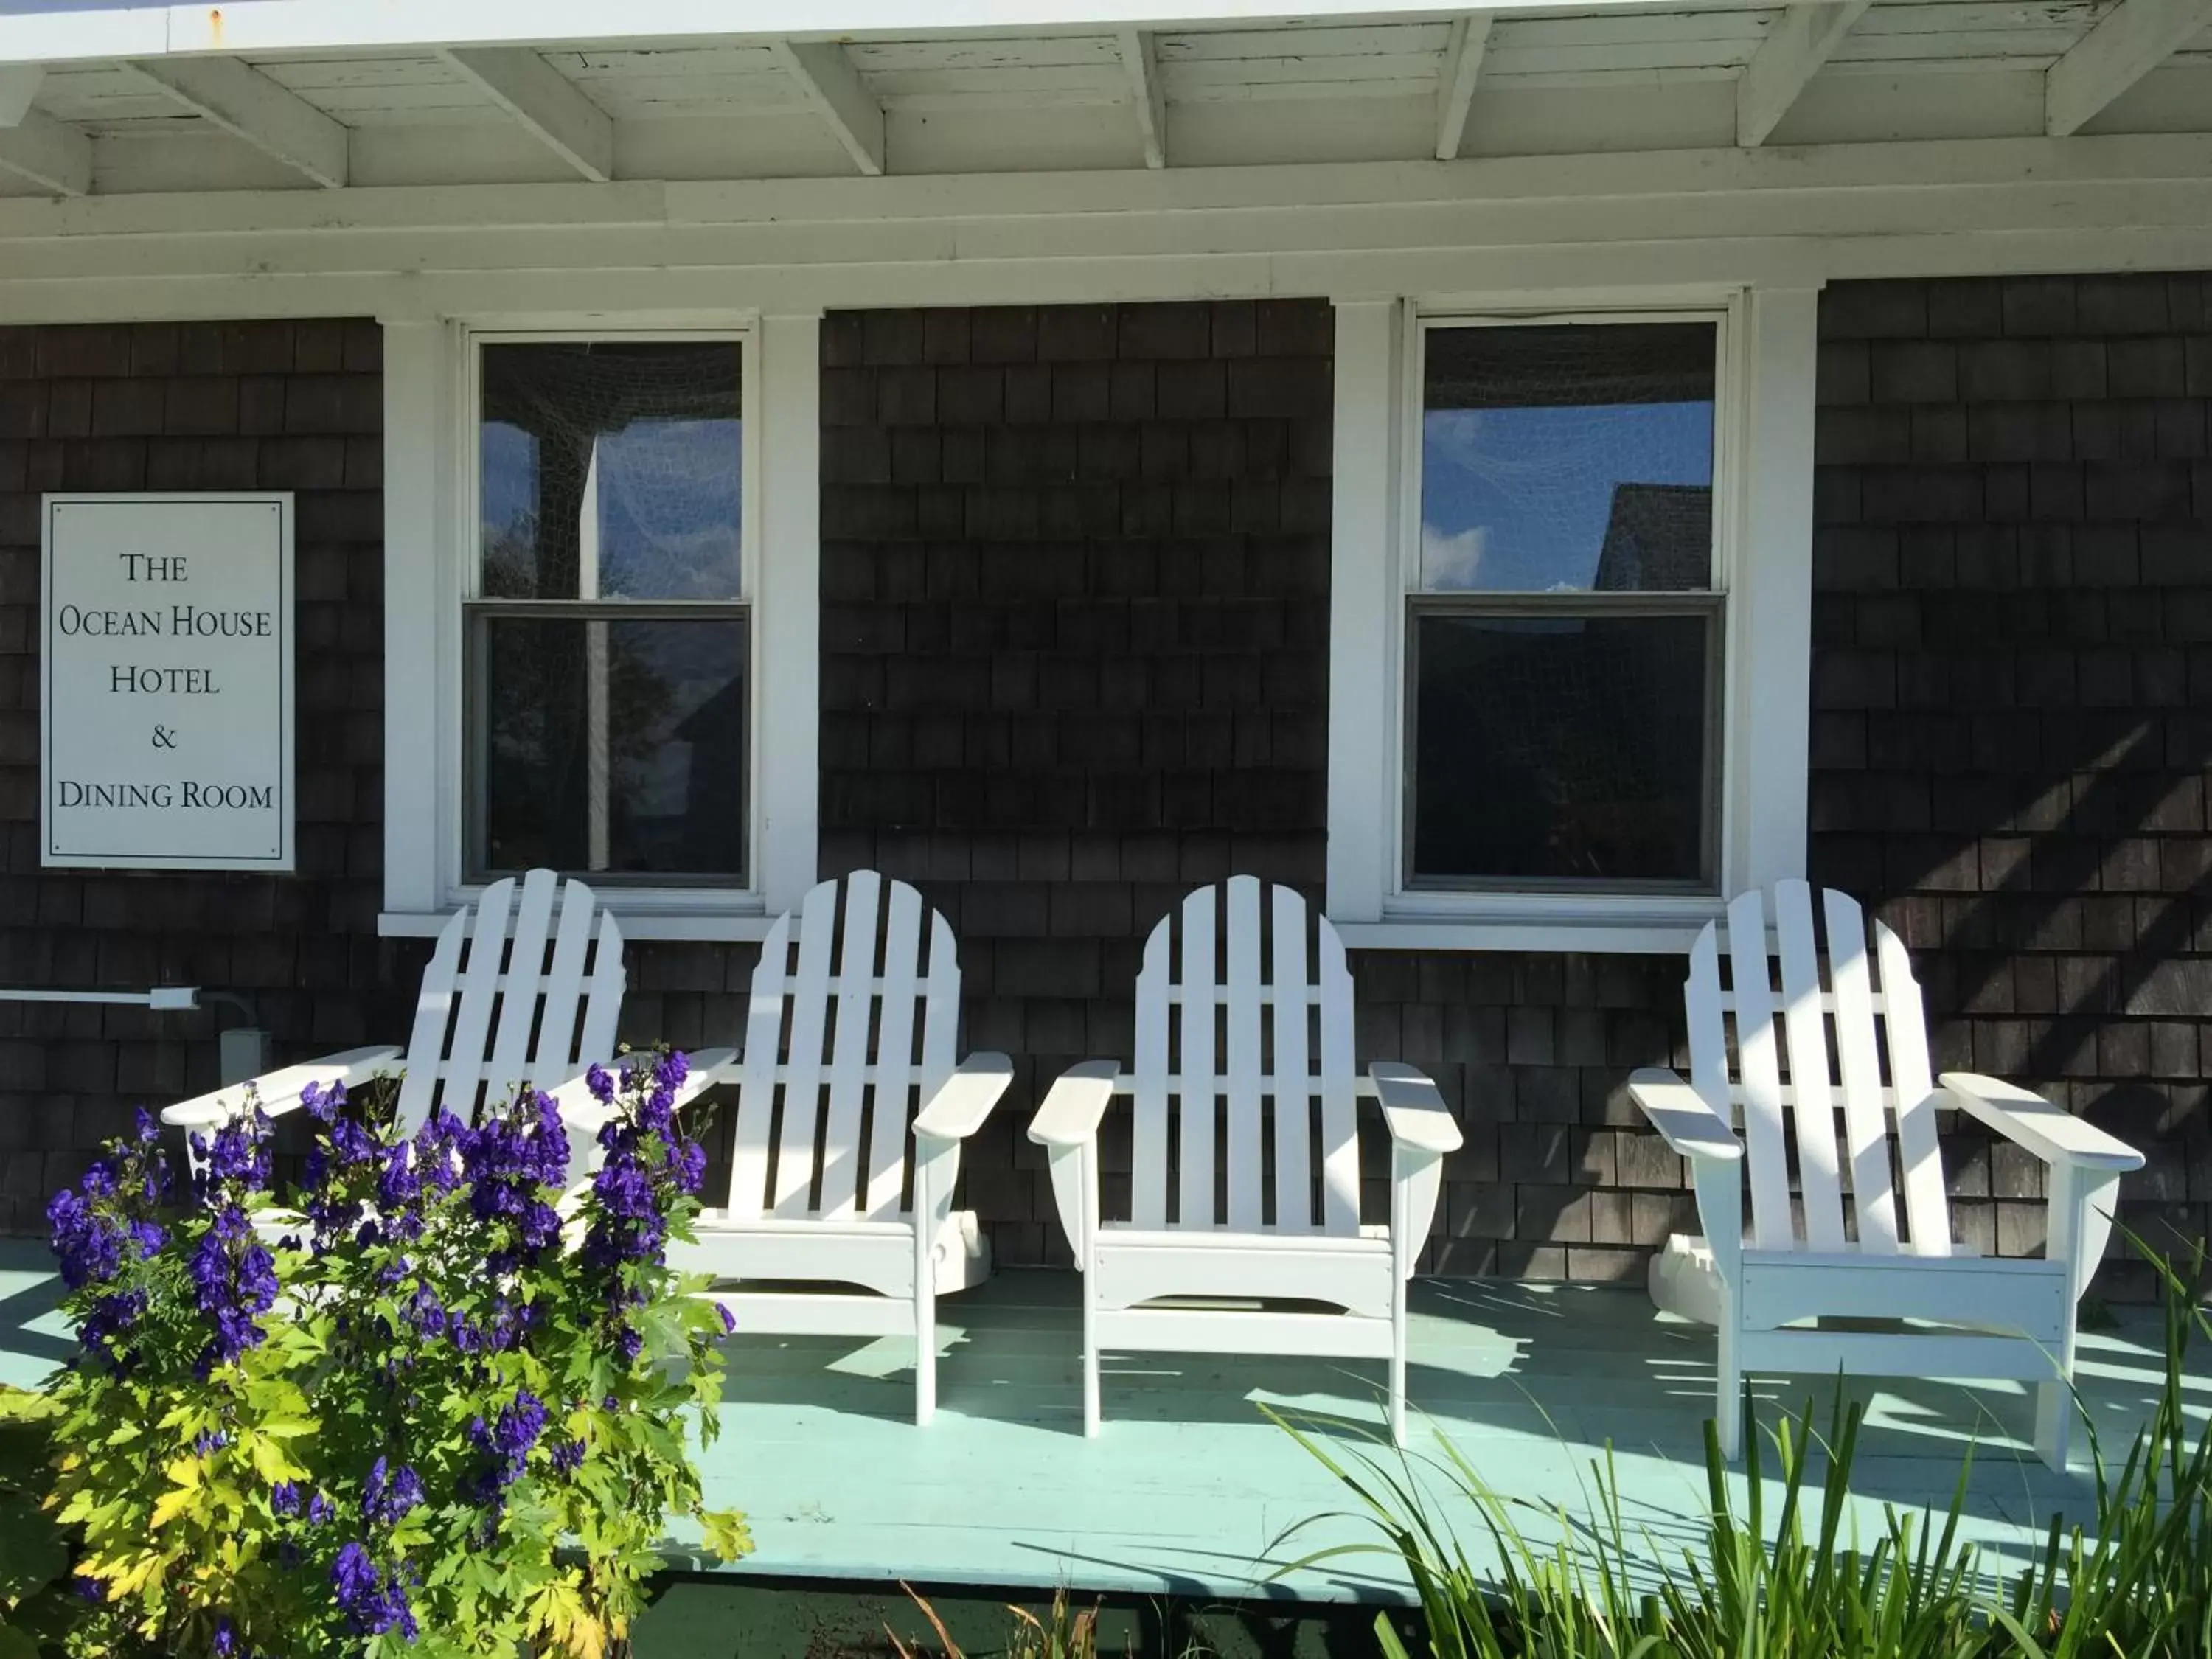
[481,341,742,602]
[477,615,748,879]
[1411,611,1709,884]
[1420,322,1715,594]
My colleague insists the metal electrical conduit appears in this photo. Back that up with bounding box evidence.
[0,986,270,1085]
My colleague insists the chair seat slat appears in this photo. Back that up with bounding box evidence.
[1725,888,1796,1253]
[1270,883,1313,1234]
[1175,886,1217,1229]
[1877,920,1953,1255]
[1826,886,1903,1253]
[770,883,839,1217]
[1773,879,1846,1251]
[863,880,925,1220]
[1224,876,1265,1232]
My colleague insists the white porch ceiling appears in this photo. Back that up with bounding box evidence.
[0,1,2208,195]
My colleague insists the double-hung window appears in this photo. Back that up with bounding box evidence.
[1408,316,1722,892]
[467,337,751,886]
[1327,291,1816,950]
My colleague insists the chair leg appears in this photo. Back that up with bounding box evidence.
[1389,1343,1408,1450]
[2035,1311,2079,1472]
[914,1276,936,1428]
[1082,1292,1101,1438]
[1714,1324,1743,1462]
[2034,1382,2070,1472]
[1390,1270,1410,1448]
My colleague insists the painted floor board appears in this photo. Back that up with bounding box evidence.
[3,1242,2202,1604]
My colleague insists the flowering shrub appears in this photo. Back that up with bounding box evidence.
[41,1051,750,1658]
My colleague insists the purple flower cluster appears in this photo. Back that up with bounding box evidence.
[362,1455,424,1526]
[188,1192,279,1375]
[300,1081,381,1248]
[330,1542,417,1639]
[46,1110,170,1365]
[580,1052,706,1358]
[466,1390,548,1505]
[192,1113,273,1198]
[463,1091,571,1270]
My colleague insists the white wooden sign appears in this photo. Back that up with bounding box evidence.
[42,493,294,871]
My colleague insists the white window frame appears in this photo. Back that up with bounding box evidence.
[1326,286,1818,954]
[380,310,821,942]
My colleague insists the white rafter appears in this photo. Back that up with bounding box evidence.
[440,46,614,181]
[0,66,43,128]
[2045,0,2212,137]
[1737,0,1872,147]
[125,57,348,187]
[1117,28,1166,169]
[1434,12,1494,161]
[0,111,89,196]
[770,39,885,177]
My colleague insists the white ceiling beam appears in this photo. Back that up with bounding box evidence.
[440,46,613,181]
[125,57,347,187]
[769,39,884,177]
[1116,28,1166,169]
[0,1,1889,64]
[0,66,44,127]
[1736,0,1872,148]
[1434,12,1493,161]
[0,111,90,196]
[2045,0,2212,137]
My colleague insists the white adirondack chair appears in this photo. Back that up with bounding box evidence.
[669,870,1013,1426]
[1631,878,2143,1470]
[163,869,725,1189]
[1029,876,1462,1444]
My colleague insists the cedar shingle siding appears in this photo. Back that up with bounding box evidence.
[4,288,2208,1295]
[1810,274,2212,1300]
[815,302,1336,1267]
[0,321,407,1226]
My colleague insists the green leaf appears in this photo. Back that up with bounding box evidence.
[0,1491,65,1601]
[0,1620,41,1659]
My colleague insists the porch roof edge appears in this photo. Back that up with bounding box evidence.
[0,0,1865,67]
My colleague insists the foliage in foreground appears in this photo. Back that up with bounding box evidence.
[37,1053,749,1659]
[1276,1243,2212,1659]
[0,1385,79,1658]
[886,1585,1217,1659]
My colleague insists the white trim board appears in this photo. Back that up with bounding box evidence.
[381,314,820,936]
[0,0,1877,65]
[0,137,2205,324]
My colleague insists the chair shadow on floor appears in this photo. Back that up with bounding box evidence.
[0,1263,72,1381]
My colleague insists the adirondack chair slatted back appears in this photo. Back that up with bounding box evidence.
[1126,877,1360,1234]
[723,872,959,1222]
[393,869,626,1133]
[1689,879,1950,1256]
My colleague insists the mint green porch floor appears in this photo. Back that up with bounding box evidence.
[4,1240,2203,1605]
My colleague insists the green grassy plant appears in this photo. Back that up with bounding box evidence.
[886,1584,1215,1659]
[1274,1240,2212,1659]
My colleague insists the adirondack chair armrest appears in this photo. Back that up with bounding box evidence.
[1940,1072,2144,1173]
[161,1046,405,1130]
[1368,1062,1462,1155]
[1028,1060,1123,1149]
[913,1051,1015,1144]
[1627,1068,1744,1164]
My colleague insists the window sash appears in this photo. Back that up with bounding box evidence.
[463,328,754,892]
[1401,593,1724,896]
[1396,307,1733,903]
[462,599,751,887]
[1408,311,1728,600]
